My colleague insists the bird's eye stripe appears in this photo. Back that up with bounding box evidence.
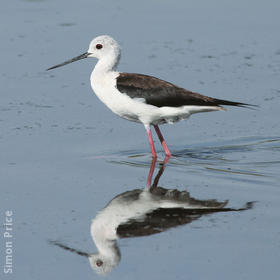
[96,44,103,49]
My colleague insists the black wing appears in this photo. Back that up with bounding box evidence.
[116,73,251,108]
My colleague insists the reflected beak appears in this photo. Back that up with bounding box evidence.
[47,52,90,70]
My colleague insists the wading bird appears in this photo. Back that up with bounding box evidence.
[48,35,253,158]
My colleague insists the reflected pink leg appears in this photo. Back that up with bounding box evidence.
[163,155,171,165]
[146,155,170,189]
[145,126,157,158]
[146,157,157,188]
[154,125,172,157]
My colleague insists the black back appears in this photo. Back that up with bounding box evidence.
[116,73,249,108]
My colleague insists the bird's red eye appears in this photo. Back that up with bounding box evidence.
[96,260,103,267]
[96,44,103,50]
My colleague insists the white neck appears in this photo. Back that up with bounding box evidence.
[94,232,119,257]
[93,52,120,74]
[91,217,120,258]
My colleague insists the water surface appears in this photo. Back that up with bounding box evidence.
[1,0,280,279]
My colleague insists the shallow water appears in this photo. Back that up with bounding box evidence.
[1,0,280,279]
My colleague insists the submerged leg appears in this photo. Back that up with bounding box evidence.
[145,125,157,158]
[153,125,172,157]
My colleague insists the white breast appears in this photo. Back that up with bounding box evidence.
[90,71,162,124]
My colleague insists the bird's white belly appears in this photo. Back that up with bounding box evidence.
[91,74,162,124]
[94,87,144,122]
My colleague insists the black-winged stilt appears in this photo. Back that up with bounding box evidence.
[47,35,254,158]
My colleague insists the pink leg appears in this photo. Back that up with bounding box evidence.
[153,125,172,157]
[146,157,157,188]
[145,126,157,158]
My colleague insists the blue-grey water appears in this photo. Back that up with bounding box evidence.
[1,0,280,279]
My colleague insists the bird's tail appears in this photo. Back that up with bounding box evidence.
[214,97,258,109]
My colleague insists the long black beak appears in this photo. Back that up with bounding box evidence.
[47,52,90,71]
[49,240,90,257]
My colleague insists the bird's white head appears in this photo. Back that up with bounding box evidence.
[87,35,120,60]
[88,252,120,276]
[47,35,121,72]
[88,35,121,73]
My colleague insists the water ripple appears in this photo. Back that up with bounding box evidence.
[87,136,280,186]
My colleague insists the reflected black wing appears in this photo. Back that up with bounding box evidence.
[116,73,251,108]
[117,208,202,238]
[117,202,254,238]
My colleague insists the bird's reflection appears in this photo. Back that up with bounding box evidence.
[50,157,253,275]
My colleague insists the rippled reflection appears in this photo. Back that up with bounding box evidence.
[50,157,253,275]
